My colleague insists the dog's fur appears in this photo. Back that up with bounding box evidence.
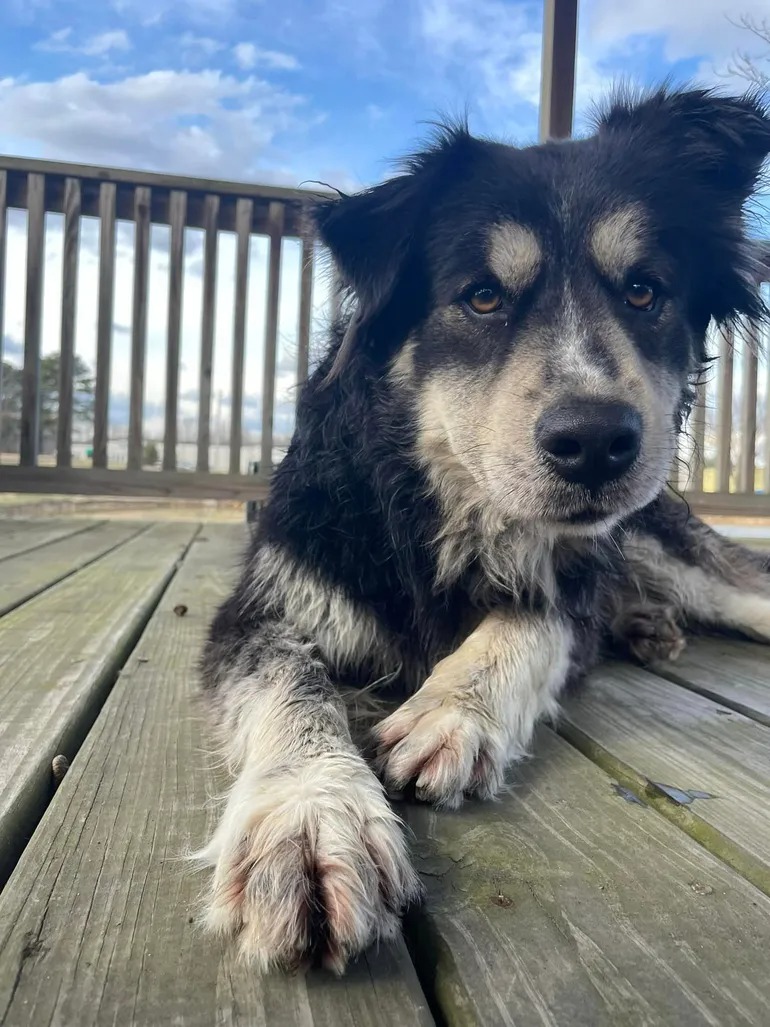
[196,86,770,973]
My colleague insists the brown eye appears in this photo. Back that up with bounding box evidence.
[468,285,503,314]
[625,282,657,310]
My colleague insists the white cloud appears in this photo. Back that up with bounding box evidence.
[233,42,299,72]
[179,33,225,57]
[0,69,308,179]
[36,28,132,57]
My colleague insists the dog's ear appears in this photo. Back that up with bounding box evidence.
[597,87,770,202]
[311,124,475,382]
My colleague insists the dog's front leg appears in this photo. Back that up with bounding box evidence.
[375,610,573,809]
[196,625,421,973]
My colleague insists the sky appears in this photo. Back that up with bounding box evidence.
[0,0,767,460]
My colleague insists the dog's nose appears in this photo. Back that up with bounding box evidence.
[536,401,642,489]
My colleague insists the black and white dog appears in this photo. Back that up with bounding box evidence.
[196,86,770,973]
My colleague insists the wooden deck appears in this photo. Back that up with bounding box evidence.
[0,519,768,1026]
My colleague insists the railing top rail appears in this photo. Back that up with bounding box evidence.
[0,153,327,206]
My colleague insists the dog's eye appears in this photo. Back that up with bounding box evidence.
[625,282,657,311]
[467,286,503,314]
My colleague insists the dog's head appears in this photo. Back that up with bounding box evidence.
[313,87,770,538]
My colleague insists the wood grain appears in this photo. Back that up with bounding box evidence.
[0,520,145,617]
[128,186,151,471]
[0,526,432,1027]
[0,522,197,886]
[715,323,734,493]
[56,177,81,468]
[0,519,101,562]
[404,726,770,1026]
[651,637,770,727]
[560,663,770,894]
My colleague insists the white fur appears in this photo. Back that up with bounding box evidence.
[376,610,573,808]
[196,673,421,973]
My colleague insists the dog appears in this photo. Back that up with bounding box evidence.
[195,85,770,974]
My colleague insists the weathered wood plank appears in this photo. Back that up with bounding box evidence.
[260,202,285,478]
[403,726,770,1026]
[56,177,81,468]
[93,182,117,469]
[0,526,432,1027]
[197,194,220,473]
[163,190,187,472]
[0,522,197,886]
[560,663,770,894]
[229,197,252,475]
[0,171,6,380]
[652,637,770,727]
[0,519,101,562]
[19,174,45,468]
[0,520,144,617]
[127,186,151,471]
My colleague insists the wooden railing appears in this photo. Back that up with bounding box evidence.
[0,155,323,500]
[0,154,768,514]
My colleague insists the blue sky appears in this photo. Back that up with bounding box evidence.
[1,0,764,188]
[0,0,767,459]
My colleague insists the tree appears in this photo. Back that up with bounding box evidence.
[722,15,770,87]
[0,352,94,455]
[142,441,159,467]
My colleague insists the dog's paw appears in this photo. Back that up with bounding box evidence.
[375,693,505,809]
[196,756,421,973]
[622,606,686,665]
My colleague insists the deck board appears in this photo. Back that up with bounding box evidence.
[0,520,146,616]
[0,518,101,561]
[0,522,198,885]
[403,726,770,1027]
[0,525,432,1027]
[559,663,770,895]
[651,637,770,726]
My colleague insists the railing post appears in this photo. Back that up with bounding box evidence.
[715,324,734,493]
[229,197,253,475]
[57,177,81,468]
[163,190,187,472]
[260,201,285,479]
[93,182,117,469]
[128,186,151,472]
[539,0,579,141]
[20,173,45,467]
[0,171,6,454]
[737,325,759,494]
[197,194,220,473]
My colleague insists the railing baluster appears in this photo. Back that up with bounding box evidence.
[737,326,759,494]
[93,182,116,469]
[57,178,81,468]
[690,384,706,492]
[715,324,734,493]
[20,173,46,467]
[197,194,219,473]
[127,186,151,472]
[0,171,7,455]
[260,202,285,478]
[229,197,252,475]
[297,238,314,384]
[163,190,186,472]
[765,347,770,495]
